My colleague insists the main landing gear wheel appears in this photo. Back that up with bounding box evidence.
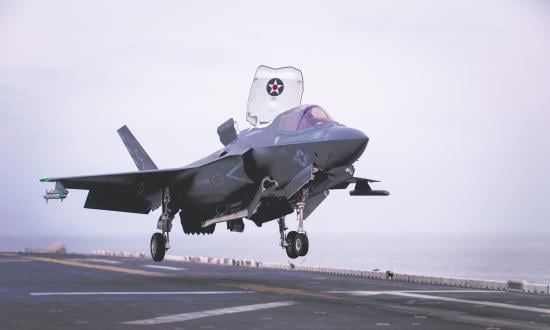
[298,232,309,256]
[286,231,309,258]
[150,232,166,262]
[285,231,298,259]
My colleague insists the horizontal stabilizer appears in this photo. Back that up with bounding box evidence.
[349,178,389,196]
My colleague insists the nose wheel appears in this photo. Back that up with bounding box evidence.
[278,190,311,259]
[285,231,309,259]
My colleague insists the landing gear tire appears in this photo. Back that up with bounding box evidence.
[298,233,309,256]
[285,231,299,259]
[286,231,309,258]
[151,232,166,262]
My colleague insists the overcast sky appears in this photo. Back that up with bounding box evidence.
[1,0,549,239]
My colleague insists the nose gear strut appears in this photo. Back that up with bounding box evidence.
[280,189,310,259]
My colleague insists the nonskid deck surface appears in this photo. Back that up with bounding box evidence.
[1,252,550,329]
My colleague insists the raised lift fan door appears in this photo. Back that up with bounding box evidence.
[217,118,238,146]
[246,66,303,126]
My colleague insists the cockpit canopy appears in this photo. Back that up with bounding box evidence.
[277,105,336,131]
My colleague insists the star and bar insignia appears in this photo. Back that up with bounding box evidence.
[266,78,284,96]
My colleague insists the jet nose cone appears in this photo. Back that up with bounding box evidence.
[326,126,369,167]
[347,127,369,149]
[345,128,369,159]
[328,126,368,149]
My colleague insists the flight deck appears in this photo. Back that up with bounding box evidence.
[1,252,550,329]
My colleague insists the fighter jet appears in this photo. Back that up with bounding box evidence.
[41,66,388,261]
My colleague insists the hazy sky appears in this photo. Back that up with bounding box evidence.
[1,0,549,238]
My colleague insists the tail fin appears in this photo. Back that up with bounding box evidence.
[117,125,158,171]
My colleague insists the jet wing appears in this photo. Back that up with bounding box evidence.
[40,167,196,214]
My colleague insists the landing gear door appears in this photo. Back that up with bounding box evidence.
[246,66,303,126]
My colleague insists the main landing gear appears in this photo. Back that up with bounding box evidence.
[151,188,176,262]
[150,232,166,262]
[278,192,310,259]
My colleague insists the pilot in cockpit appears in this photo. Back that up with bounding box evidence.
[297,107,334,130]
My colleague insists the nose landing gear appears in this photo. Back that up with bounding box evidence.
[285,231,309,259]
[279,191,310,259]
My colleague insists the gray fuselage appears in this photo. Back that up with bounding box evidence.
[176,105,368,227]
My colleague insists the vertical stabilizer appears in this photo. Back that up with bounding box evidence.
[117,125,158,171]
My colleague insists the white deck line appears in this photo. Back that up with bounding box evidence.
[391,292,550,314]
[121,301,296,325]
[328,290,500,296]
[142,265,186,271]
[330,290,550,314]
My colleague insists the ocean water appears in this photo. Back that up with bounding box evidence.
[2,231,549,284]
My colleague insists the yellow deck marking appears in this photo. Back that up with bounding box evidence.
[218,281,337,300]
[0,252,18,257]
[25,256,164,277]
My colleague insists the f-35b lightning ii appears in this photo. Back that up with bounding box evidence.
[41,66,389,261]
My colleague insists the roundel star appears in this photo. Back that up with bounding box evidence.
[266,78,284,96]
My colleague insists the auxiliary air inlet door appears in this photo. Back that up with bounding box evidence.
[246,66,303,126]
